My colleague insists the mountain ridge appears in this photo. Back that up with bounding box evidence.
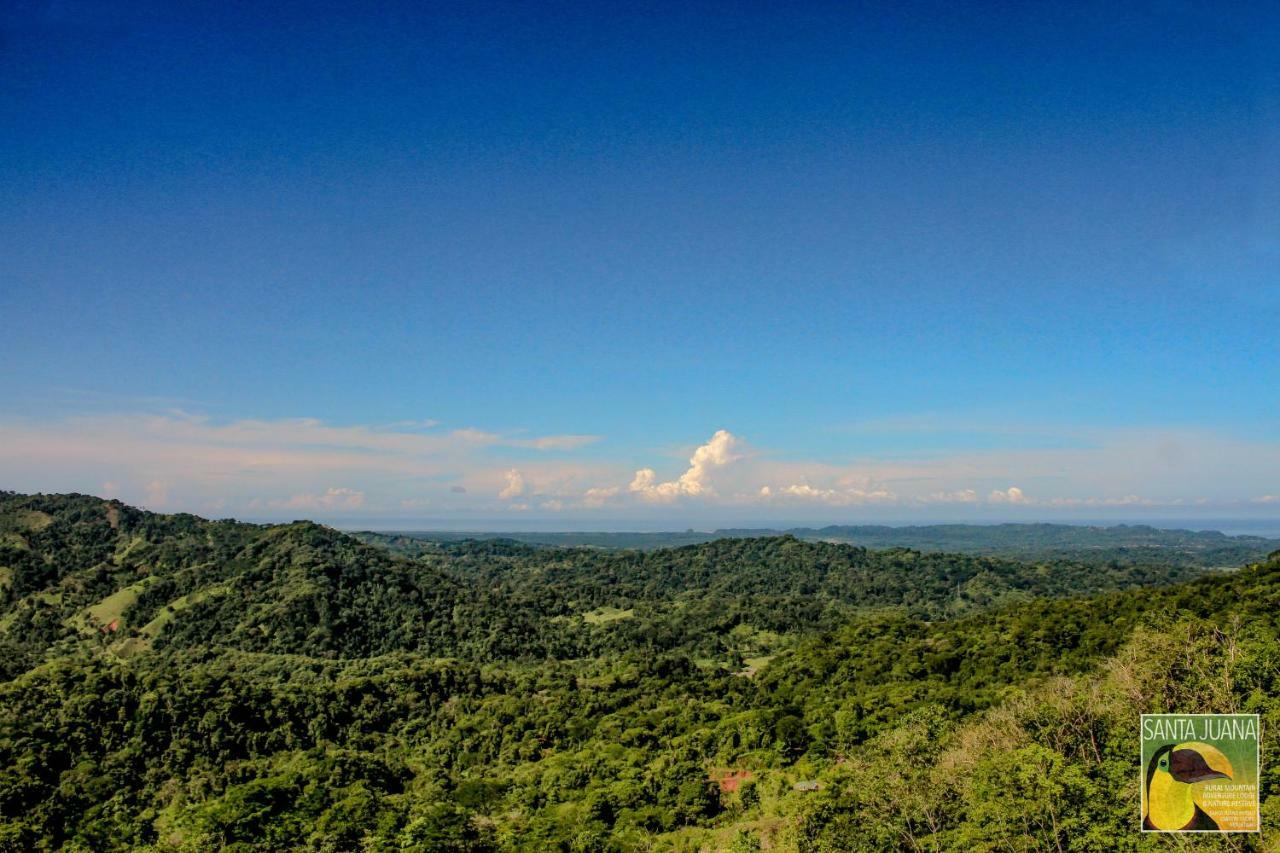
[355,520,1279,565]
[3,491,1280,849]
[1,492,1227,673]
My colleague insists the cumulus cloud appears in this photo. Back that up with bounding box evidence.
[988,486,1030,504]
[0,411,609,515]
[627,468,669,500]
[6,413,1280,519]
[583,486,621,507]
[768,483,897,505]
[628,429,741,503]
[498,469,526,499]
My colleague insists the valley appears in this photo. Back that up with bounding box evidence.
[2,491,1277,849]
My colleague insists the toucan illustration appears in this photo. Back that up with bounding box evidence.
[1143,741,1234,830]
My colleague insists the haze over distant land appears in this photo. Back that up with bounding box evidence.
[2,2,1277,524]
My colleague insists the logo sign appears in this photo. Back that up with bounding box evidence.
[1141,714,1260,832]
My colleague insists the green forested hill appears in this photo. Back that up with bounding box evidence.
[787,522,1280,567]
[0,492,573,669]
[358,522,1280,567]
[1,492,1278,850]
[425,534,1210,615]
[1,493,1210,670]
[409,534,1214,663]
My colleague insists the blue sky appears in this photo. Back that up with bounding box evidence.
[2,1,1278,526]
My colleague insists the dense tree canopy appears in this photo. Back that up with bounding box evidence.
[1,492,1277,850]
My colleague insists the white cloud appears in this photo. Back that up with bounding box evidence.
[768,483,897,505]
[0,411,612,515]
[920,489,980,504]
[629,429,740,503]
[498,469,526,499]
[5,414,1280,519]
[988,486,1030,504]
[583,486,621,507]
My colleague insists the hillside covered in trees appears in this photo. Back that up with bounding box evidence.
[357,523,1280,568]
[2,491,1278,850]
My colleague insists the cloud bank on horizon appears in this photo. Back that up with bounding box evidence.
[2,412,1278,523]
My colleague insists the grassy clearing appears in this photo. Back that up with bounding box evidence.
[13,510,54,532]
[111,636,152,658]
[113,535,151,565]
[140,583,231,638]
[0,532,28,549]
[80,579,155,631]
[583,606,635,625]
